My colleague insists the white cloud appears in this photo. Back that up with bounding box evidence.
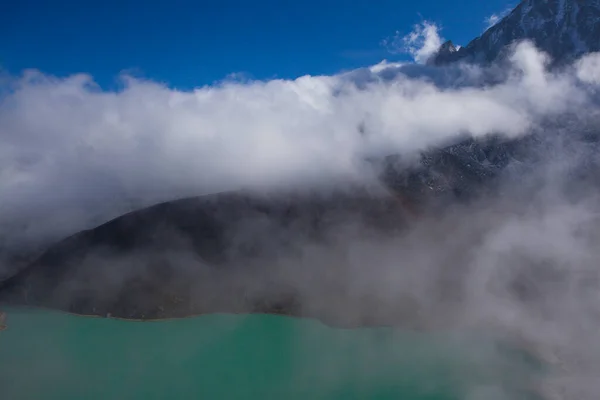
[382,21,445,64]
[485,13,502,29]
[0,42,598,248]
[576,52,600,84]
[484,5,513,30]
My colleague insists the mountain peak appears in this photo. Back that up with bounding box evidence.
[439,40,458,52]
[431,0,600,66]
[427,40,458,65]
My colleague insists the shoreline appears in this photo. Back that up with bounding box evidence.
[0,304,360,328]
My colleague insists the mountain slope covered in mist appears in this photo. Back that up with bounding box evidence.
[0,189,418,324]
[2,0,600,334]
[3,112,600,325]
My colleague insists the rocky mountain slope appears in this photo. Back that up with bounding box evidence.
[430,0,600,65]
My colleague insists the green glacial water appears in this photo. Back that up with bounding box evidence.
[0,307,545,400]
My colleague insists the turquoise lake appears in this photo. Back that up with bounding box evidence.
[0,307,546,399]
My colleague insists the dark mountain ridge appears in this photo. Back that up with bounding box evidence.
[0,188,418,323]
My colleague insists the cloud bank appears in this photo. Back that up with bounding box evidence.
[2,41,599,252]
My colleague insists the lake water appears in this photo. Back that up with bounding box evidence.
[0,307,545,399]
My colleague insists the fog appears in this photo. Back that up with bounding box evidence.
[1,40,598,247]
[3,22,600,398]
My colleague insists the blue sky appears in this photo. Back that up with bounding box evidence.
[1,0,514,89]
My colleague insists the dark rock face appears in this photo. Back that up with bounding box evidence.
[379,132,545,208]
[430,0,600,66]
[429,40,458,64]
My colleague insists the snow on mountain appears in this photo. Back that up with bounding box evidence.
[430,0,600,65]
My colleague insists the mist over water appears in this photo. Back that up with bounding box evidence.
[2,29,600,398]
